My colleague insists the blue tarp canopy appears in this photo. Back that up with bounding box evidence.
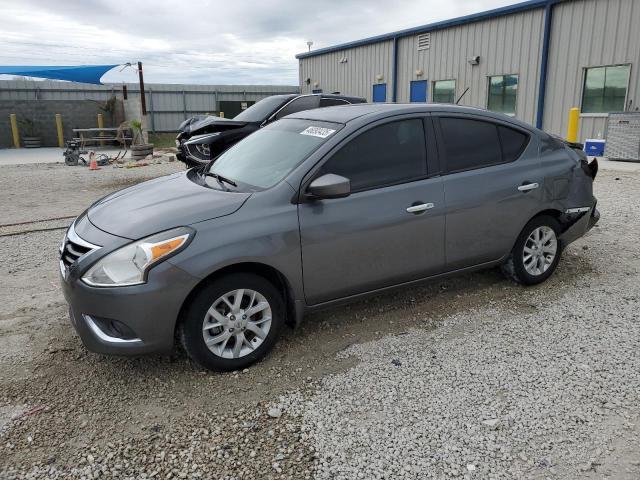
[0,65,118,84]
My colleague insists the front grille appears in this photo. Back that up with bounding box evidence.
[61,237,92,268]
[60,223,100,273]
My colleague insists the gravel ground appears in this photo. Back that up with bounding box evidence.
[1,163,639,479]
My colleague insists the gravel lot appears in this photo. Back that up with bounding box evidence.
[1,161,639,479]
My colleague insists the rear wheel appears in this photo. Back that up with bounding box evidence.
[502,215,562,285]
[179,273,285,371]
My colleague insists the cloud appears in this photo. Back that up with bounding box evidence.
[0,0,514,85]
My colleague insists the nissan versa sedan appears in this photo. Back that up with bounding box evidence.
[60,104,599,371]
[176,93,366,167]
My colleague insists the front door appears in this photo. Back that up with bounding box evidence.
[434,115,542,270]
[298,117,445,305]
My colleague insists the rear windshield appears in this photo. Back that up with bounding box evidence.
[209,119,342,189]
[234,95,294,122]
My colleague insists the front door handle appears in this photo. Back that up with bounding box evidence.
[406,203,434,214]
[518,182,539,192]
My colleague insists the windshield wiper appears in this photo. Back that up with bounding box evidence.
[204,171,237,188]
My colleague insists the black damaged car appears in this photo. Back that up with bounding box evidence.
[175,93,366,167]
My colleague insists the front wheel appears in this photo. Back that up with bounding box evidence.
[179,273,285,371]
[502,215,562,285]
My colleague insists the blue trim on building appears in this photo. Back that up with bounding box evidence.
[536,1,556,129]
[392,36,399,102]
[295,0,549,59]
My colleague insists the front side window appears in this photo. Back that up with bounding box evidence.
[274,95,320,120]
[319,119,427,191]
[581,65,630,113]
[209,119,341,189]
[487,74,518,115]
[433,80,456,103]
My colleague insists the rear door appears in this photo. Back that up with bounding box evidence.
[434,114,541,270]
[298,116,445,305]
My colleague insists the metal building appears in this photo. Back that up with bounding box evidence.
[296,0,639,142]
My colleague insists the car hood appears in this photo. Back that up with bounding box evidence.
[87,171,251,239]
[187,116,249,135]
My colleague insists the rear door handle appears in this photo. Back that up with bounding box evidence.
[406,203,434,214]
[518,182,539,192]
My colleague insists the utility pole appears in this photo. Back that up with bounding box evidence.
[138,61,147,115]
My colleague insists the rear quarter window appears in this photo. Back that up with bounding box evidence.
[498,125,529,162]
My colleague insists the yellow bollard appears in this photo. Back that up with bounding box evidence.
[567,107,579,143]
[219,111,224,118]
[55,114,64,148]
[10,113,20,148]
[97,113,105,146]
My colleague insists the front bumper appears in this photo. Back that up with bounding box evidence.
[60,221,200,356]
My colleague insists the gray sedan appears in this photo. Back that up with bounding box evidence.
[60,104,599,371]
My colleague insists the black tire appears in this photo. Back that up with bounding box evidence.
[502,215,562,285]
[131,143,154,151]
[179,273,285,372]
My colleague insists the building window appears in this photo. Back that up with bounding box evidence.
[433,80,456,103]
[581,65,630,114]
[487,74,518,115]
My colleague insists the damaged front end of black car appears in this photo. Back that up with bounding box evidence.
[176,117,257,168]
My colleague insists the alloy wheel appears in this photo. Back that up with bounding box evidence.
[523,226,557,276]
[202,289,272,359]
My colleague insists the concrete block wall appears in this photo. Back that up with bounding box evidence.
[0,100,125,148]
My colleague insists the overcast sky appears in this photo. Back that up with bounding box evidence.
[1,0,516,85]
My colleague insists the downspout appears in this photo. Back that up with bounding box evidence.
[392,36,399,102]
[535,0,554,129]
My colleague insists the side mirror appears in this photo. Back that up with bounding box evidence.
[306,174,351,200]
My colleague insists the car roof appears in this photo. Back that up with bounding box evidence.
[287,103,537,131]
[318,93,366,103]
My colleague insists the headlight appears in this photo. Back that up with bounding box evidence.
[82,227,194,287]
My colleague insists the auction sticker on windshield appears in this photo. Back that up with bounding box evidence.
[300,126,336,138]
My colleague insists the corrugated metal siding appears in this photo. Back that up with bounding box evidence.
[299,41,394,101]
[543,0,640,141]
[0,80,298,132]
[397,8,545,125]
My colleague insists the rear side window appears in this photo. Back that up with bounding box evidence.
[320,119,427,191]
[319,98,350,107]
[439,117,529,172]
[498,125,529,162]
[274,96,320,120]
[439,118,501,172]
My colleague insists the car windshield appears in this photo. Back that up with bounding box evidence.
[234,95,295,122]
[208,119,342,189]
